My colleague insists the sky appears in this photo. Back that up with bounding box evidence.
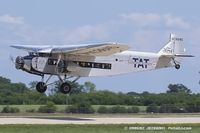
[0,0,199,93]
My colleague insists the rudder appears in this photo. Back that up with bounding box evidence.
[158,34,185,56]
[156,34,189,69]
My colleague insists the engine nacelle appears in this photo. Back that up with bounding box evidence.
[15,56,24,70]
[57,60,80,73]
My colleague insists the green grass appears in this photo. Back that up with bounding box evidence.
[0,105,41,112]
[0,105,146,113]
[0,124,199,133]
[0,105,200,118]
[92,105,146,112]
[0,105,69,113]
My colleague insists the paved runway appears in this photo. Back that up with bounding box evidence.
[0,117,200,124]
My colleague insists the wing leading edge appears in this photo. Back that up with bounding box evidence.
[11,43,129,56]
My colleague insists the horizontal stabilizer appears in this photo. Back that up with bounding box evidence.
[175,54,194,57]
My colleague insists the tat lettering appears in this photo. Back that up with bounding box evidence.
[132,58,150,68]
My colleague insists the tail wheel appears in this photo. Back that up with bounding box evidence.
[59,82,71,94]
[36,82,47,93]
[175,64,180,69]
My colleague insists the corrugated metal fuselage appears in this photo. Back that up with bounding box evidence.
[22,50,173,77]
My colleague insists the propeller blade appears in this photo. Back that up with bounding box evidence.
[9,55,15,64]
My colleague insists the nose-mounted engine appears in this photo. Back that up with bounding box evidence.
[14,54,44,76]
[15,56,25,70]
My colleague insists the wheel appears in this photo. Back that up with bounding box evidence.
[36,82,47,93]
[175,64,180,69]
[59,82,71,94]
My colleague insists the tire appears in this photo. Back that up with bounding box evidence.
[36,82,47,93]
[59,82,71,94]
[175,64,180,69]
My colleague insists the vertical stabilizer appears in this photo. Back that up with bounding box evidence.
[156,34,187,69]
[158,34,185,56]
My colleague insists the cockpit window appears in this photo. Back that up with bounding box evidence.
[38,53,52,57]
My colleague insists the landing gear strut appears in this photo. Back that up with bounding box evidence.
[172,58,181,70]
[35,75,80,94]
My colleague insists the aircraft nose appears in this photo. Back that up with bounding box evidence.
[15,56,24,69]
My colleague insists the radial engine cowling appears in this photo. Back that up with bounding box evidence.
[15,56,24,70]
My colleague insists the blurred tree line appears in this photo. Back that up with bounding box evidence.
[0,76,200,113]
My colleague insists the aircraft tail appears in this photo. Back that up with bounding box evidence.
[158,34,185,56]
[157,34,193,69]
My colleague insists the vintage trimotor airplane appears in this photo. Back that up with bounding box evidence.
[11,34,193,94]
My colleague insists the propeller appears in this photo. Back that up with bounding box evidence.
[9,55,15,64]
[10,55,25,70]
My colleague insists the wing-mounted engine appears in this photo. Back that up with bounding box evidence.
[56,60,80,73]
[66,61,80,72]
[57,60,68,73]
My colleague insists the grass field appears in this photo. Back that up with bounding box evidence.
[0,124,199,133]
[0,105,200,118]
[0,105,147,113]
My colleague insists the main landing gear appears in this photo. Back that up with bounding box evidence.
[59,82,71,94]
[36,82,47,93]
[35,75,80,94]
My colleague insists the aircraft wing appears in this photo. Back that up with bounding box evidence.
[10,45,52,53]
[11,43,129,56]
